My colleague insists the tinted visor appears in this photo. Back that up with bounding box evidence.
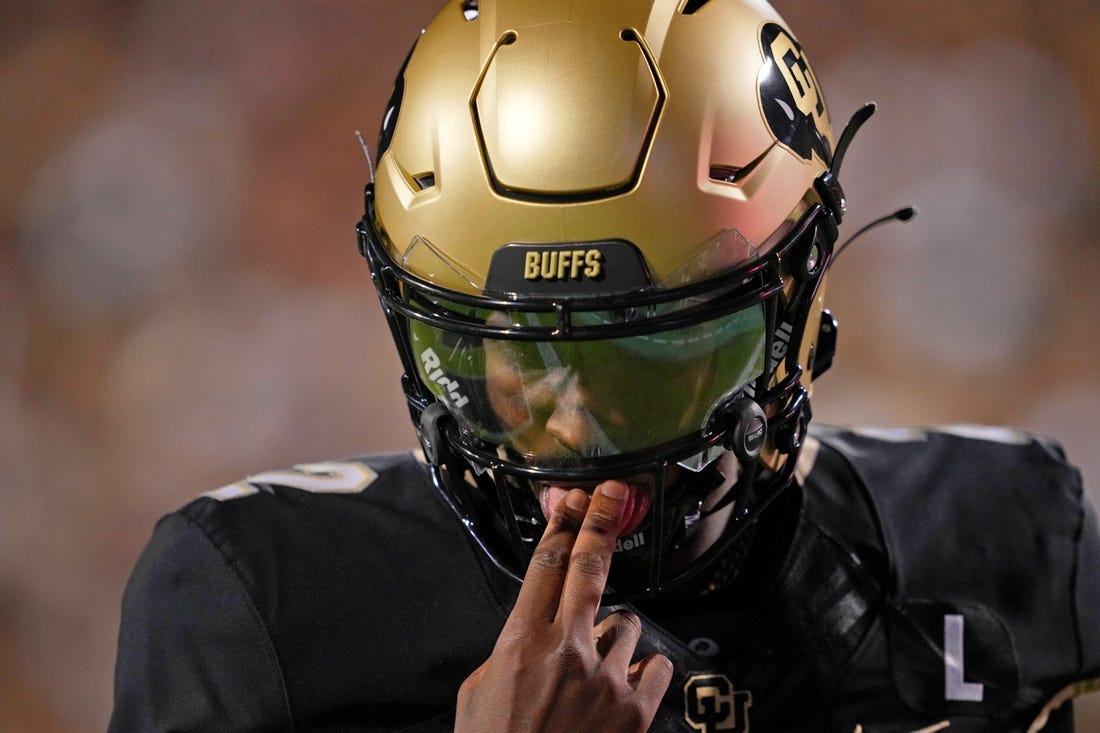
[408,302,766,469]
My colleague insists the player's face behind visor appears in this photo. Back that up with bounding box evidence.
[409,298,766,528]
[411,305,766,470]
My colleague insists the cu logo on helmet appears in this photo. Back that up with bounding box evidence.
[758,22,832,163]
[683,673,752,733]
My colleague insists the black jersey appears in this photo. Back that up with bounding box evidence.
[109,425,1100,732]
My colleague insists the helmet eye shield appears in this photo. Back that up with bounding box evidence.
[409,304,768,468]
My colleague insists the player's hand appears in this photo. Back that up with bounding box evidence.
[455,481,673,733]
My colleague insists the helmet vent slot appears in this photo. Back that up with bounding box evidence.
[709,165,745,184]
[461,0,479,21]
[679,0,714,14]
[413,172,436,190]
[708,143,773,186]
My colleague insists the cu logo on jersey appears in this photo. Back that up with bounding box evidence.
[683,673,752,733]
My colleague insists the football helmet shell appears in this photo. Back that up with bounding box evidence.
[359,0,853,598]
[373,0,833,294]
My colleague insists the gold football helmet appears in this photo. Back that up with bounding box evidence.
[358,0,870,598]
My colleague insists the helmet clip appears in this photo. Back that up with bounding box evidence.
[417,401,452,467]
[773,399,810,455]
[812,309,839,378]
[721,398,768,462]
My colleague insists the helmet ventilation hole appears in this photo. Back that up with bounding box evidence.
[413,173,436,190]
[709,144,772,186]
[461,0,478,21]
[709,165,745,184]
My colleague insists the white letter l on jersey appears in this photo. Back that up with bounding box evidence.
[944,614,984,702]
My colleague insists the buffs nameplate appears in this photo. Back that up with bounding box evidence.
[485,240,651,297]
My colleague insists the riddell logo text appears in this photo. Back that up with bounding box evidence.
[420,348,469,408]
[614,531,645,553]
[524,249,603,281]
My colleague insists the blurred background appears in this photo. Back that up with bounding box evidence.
[1,0,1097,729]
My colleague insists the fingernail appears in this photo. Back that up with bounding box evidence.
[566,489,589,511]
[599,481,627,499]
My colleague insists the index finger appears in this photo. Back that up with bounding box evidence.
[556,480,628,630]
